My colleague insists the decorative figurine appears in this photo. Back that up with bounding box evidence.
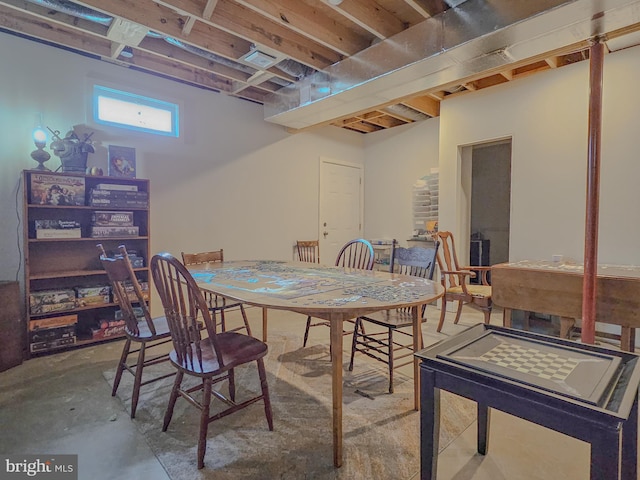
[48,128,95,173]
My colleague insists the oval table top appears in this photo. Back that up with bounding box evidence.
[188,259,444,319]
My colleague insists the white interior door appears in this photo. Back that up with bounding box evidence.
[319,157,364,264]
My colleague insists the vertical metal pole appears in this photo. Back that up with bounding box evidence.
[582,38,604,345]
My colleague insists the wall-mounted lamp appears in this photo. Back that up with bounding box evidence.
[30,126,51,171]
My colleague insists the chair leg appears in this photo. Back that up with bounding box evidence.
[112,338,131,397]
[228,368,236,402]
[388,328,394,394]
[303,316,312,347]
[239,304,252,337]
[163,371,183,432]
[130,341,146,419]
[219,305,227,332]
[483,309,491,325]
[453,301,464,324]
[437,298,448,332]
[197,378,212,470]
[257,358,274,431]
[348,318,361,371]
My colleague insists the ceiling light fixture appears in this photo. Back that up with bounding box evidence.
[328,0,344,5]
[119,46,134,58]
[242,49,278,69]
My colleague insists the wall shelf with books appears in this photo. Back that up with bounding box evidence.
[22,170,151,357]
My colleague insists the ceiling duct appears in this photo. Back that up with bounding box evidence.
[25,0,112,25]
[383,104,429,121]
[264,0,640,130]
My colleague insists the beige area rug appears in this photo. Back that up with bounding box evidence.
[103,334,476,480]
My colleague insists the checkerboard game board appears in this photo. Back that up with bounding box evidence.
[480,342,579,381]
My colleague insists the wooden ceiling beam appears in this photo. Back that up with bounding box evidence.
[181,16,196,35]
[545,55,561,68]
[70,0,253,61]
[153,0,341,69]
[499,69,513,80]
[232,0,370,56]
[0,0,108,36]
[401,95,439,117]
[325,0,404,40]
[137,36,250,82]
[403,0,448,18]
[125,49,236,92]
[0,4,238,94]
[341,121,382,133]
[202,0,219,20]
[360,114,408,128]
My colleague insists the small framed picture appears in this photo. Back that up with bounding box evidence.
[108,145,136,178]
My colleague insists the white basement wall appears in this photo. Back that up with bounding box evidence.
[0,32,364,317]
[365,44,640,270]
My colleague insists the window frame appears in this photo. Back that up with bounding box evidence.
[92,85,180,137]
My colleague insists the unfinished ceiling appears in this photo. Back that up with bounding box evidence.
[1,0,640,133]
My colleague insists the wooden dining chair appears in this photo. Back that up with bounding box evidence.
[334,238,375,270]
[296,240,321,346]
[296,240,319,264]
[98,244,174,419]
[181,249,252,336]
[150,252,273,470]
[433,231,492,331]
[302,238,375,347]
[348,241,439,393]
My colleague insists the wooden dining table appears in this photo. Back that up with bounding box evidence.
[187,260,444,468]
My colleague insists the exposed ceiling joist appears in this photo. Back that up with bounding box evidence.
[0,0,639,134]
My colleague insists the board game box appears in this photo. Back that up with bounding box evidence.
[91,211,134,226]
[29,173,85,206]
[34,220,82,239]
[75,285,111,306]
[90,225,139,238]
[29,289,76,315]
[29,314,78,331]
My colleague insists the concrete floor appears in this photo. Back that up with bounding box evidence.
[0,304,628,479]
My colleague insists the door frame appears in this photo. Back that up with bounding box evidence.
[318,156,365,263]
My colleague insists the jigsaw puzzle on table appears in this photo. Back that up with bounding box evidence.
[438,331,622,406]
[189,260,432,306]
[190,261,383,300]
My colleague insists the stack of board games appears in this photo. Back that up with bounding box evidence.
[88,182,148,209]
[29,173,85,206]
[29,314,77,353]
[89,210,139,238]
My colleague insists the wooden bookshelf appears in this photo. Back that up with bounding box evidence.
[22,170,151,356]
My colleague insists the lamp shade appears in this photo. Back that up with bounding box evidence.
[32,127,47,148]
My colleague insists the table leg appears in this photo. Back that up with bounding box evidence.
[621,393,638,480]
[262,308,268,342]
[420,367,440,480]
[477,402,490,455]
[560,317,575,339]
[330,313,344,468]
[590,426,621,480]
[503,308,512,328]
[413,305,421,411]
[620,327,633,352]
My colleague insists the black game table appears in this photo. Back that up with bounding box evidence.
[416,324,640,480]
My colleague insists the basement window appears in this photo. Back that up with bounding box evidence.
[93,85,179,137]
